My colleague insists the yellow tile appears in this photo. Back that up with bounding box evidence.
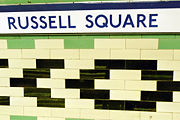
[22,49,50,59]
[64,108,81,118]
[157,102,180,112]
[174,71,180,81]
[80,49,110,60]
[95,79,124,90]
[111,49,140,59]
[0,49,21,58]
[110,110,140,120]
[51,89,80,99]
[173,113,180,120]
[37,78,65,89]
[24,107,51,116]
[0,40,7,49]
[9,59,36,68]
[158,60,180,70]
[10,97,37,107]
[110,70,141,80]
[51,108,65,118]
[65,99,94,109]
[80,109,110,119]
[140,112,172,120]
[10,87,24,97]
[0,87,9,96]
[141,50,173,60]
[51,49,79,59]
[0,78,9,87]
[9,69,23,78]
[35,39,64,49]
[65,60,94,69]
[0,106,10,115]
[0,115,9,120]
[51,69,79,79]
[125,80,156,91]
[95,39,125,48]
[173,92,180,102]
[126,39,158,49]
[110,90,140,100]
[10,106,24,115]
[174,50,180,60]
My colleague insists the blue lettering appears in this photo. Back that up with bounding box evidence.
[59,16,67,28]
[8,17,17,29]
[137,14,147,28]
[95,15,108,28]
[39,16,47,29]
[86,15,93,28]
[123,14,135,28]
[149,14,158,27]
[31,16,38,29]
[49,16,57,29]
[68,15,76,28]
[110,14,121,28]
[18,16,29,29]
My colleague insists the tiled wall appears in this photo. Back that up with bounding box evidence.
[0,34,179,120]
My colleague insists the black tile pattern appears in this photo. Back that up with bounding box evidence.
[66,79,94,89]
[37,98,65,108]
[157,81,180,91]
[141,91,172,102]
[80,70,109,80]
[80,89,109,99]
[95,60,157,70]
[0,96,9,105]
[23,69,50,78]
[10,78,36,87]
[36,59,64,69]
[0,59,8,68]
[142,70,173,80]
[24,88,51,98]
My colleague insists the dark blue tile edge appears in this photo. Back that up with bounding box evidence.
[0,1,180,12]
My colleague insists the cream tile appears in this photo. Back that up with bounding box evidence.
[110,90,140,100]
[80,49,110,60]
[80,109,110,119]
[173,113,180,120]
[10,87,23,97]
[0,115,9,120]
[125,80,156,91]
[174,50,180,60]
[0,49,21,58]
[126,39,158,49]
[10,97,37,107]
[141,50,173,60]
[35,39,64,48]
[158,60,180,70]
[64,108,81,118]
[51,69,79,79]
[51,49,79,59]
[173,92,180,102]
[51,108,65,117]
[37,78,65,89]
[65,60,94,69]
[9,59,36,68]
[0,69,22,78]
[0,78,9,87]
[22,49,50,59]
[0,40,7,49]
[10,106,24,115]
[51,89,80,99]
[110,70,141,80]
[95,39,125,49]
[157,102,180,112]
[0,87,9,96]
[24,107,51,117]
[65,99,94,109]
[111,49,140,59]
[174,71,180,81]
[141,112,172,120]
[0,106,10,115]
[110,110,140,120]
[95,79,124,90]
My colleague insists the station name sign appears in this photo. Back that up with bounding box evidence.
[0,4,180,33]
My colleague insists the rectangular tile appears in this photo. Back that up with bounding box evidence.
[37,98,65,108]
[7,39,35,49]
[0,40,7,49]
[10,97,37,107]
[141,91,172,102]
[0,96,9,105]
[65,99,94,109]
[35,39,64,48]
[0,59,8,68]
[23,69,50,79]
[95,100,124,110]
[10,78,36,87]
[24,88,51,98]
[36,59,64,69]
[159,39,180,49]
[66,118,93,120]
[125,101,156,112]
[80,70,109,80]
[80,89,109,99]
[111,49,140,59]
[51,89,79,99]
[141,70,173,80]
[66,79,94,89]
[64,39,94,49]
[10,115,37,120]
[157,81,180,91]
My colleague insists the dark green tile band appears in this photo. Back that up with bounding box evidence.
[10,115,37,120]
[7,39,35,49]
[159,39,180,49]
